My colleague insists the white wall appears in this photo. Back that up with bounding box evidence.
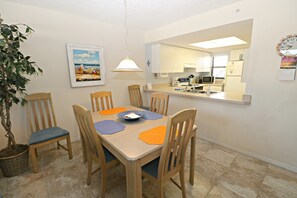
[145,0,297,171]
[0,1,146,146]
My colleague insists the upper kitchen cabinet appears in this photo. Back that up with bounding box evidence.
[196,52,212,72]
[151,44,212,73]
[151,44,184,73]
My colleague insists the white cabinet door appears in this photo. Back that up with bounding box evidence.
[151,44,184,73]
[151,44,212,73]
[226,61,243,76]
[196,52,212,72]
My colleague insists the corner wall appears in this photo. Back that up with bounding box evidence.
[145,0,297,171]
[0,1,146,146]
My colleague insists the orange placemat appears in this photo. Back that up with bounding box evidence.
[99,107,127,115]
[139,126,166,145]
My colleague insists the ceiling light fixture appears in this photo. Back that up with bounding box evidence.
[113,0,142,72]
[190,36,247,49]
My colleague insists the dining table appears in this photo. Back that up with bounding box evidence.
[91,106,197,198]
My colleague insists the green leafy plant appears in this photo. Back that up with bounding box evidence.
[0,17,42,156]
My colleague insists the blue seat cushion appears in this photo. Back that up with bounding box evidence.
[142,157,160,178]
[140,106,150,111]
[29,127,69,145]
[142,154,176,178]
[103,147,116,163]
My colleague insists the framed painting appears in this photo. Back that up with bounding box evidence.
[66,43,105,87]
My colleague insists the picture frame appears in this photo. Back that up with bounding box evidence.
[66,43,105,87]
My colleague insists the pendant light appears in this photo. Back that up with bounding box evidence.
[113,0,142,72]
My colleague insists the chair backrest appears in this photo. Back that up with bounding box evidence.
[72,104,107,166]
[128,85,143,108]
[90,91,113,112]
[158,108,197,179]
[25,93,57,133]
[150,92,169,116]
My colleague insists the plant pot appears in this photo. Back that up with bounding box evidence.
[0,144,29,177]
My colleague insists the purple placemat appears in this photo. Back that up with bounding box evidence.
[94,120,125,135]
[141,111,163,120]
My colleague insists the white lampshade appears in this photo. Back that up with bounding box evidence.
[113,56,143,72]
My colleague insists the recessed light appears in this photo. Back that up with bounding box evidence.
[190,36,247,49]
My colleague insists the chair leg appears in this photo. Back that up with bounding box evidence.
[35,148,38,157]
[66,136,73,159]
[57,141,60,149]
[180,168,187,198]
[80,135,87,163]
[101,168,107,198]
[158,181,164,198]
[87,156,92,185]
[30,147,39,173]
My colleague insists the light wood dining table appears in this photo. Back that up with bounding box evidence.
[91,106,197,198]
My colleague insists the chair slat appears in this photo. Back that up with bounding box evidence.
[31,101,40,131]
[44,99,52,128]
[150,92,169,116]
[90,91,113,112]
[37,100,46,129]
[128,85,143,108]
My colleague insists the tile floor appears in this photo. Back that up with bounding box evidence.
[1,138,297,197]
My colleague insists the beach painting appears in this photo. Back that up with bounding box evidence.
[67,43,105,87]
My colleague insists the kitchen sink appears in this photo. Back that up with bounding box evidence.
[176,89,218,94]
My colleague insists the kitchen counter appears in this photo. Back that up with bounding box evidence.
[144,84,251,105]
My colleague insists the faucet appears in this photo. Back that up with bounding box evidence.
[185,82,194,92]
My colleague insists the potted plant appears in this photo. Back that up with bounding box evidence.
[0,17,42,177]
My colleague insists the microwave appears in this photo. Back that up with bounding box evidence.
[202,76,214,84]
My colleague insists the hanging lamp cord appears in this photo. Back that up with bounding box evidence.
[124,0,129,57]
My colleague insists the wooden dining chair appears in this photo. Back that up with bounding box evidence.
[26,93,73,173]
[150,92,169,116]
[128,85,143,108]
[142,108,197,198]
[72,104,118,197]
[128,85,149,110]
[90,91,113,112]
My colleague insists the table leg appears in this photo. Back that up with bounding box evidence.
[126,160,142,198]
[190,131,196,185]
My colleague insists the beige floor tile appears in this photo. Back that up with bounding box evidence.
[232,154,267,173]
[207,185,243,198]
[1,139,297,198]
[5,177,48,198]
[259,164,297,198]
[196,139,213,155]
[184,168,215,197]
[203,148,236,167]
[195,155,228,182]
[211,143,239,156]
[218,172,259,198]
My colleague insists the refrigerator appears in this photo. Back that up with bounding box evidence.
[224,61,246,93]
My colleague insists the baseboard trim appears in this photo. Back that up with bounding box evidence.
[199,135,297,174]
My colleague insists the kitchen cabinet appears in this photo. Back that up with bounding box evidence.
[151,44,184,73]
[151,44,212,73]
[196,54,212,72]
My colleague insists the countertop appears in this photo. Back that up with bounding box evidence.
[144,84,251,105]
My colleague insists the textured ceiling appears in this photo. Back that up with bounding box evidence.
[4,0,243,31]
